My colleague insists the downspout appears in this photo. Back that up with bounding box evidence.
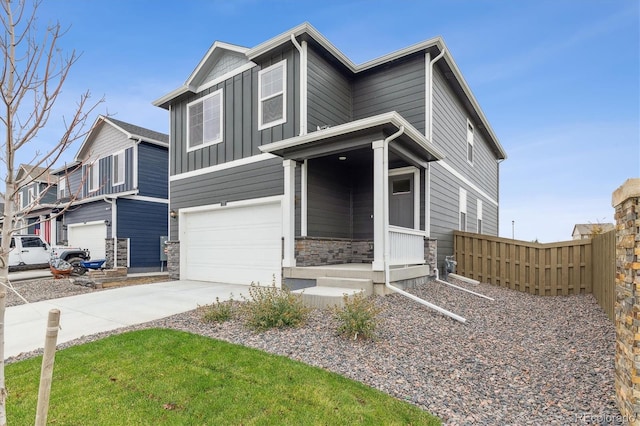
[103,196,117,268]
[381,127,467,323]
[290,34,307,136]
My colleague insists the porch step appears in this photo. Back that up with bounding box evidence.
[316,277,373,296]
[292,286,364,309]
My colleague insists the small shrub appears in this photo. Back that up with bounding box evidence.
[241,280,310,331]
[333,292,382,340]
[199,296,236,323]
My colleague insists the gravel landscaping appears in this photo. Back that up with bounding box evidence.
[5,276,619,425]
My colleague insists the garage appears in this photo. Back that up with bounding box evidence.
[180,199,282,286]
[67,221,107,261]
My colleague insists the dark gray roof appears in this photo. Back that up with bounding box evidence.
[107,117,169,144]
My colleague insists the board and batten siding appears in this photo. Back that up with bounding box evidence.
[117,198,167,271]
[352,54,426,134]
[169,157,284,239]
[82,148,135,198]
[170,45,300,176]
[432,67,499,199]
[137,143,169,199]
[307,46,352,131]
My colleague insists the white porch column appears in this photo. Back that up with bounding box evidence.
[282,159,296,267]
[372,140,385,271]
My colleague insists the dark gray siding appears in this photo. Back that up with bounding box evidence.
[169,157,284,239]
[432,67,499,198]
[307,47,352,130]
[306,157,374,240]
[117,199,167,271]
[353,54,426,133]
[39,183,57,204]
[137,143,169,199]
[61,200,111,242]
[170,45,300,176]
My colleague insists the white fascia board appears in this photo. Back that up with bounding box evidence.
[152,85,191,108]
[259,111,445,160]
[186,41,250,86]
[68,190,139,206]
[170,153,277,182]
[74,115,106,162]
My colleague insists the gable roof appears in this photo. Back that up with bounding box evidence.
[15,164,55,185]
[75,115,168,162]
[153,22,506,160]
[572,223,615,236]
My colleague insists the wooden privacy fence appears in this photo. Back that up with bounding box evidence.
[454,230,615,321]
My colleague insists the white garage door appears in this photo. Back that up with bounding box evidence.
[182,200,282,286]
[67,221,107,260]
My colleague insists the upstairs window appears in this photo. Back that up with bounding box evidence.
[258,60,286,130]
[88,161,100,193]
[112,150,125,186]
[187,89,223,152]
[459,187,467,231]
[58,176,68,198]
[28,186,36,205]
[466,119,474,165]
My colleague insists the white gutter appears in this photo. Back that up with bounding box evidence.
[428,47,446,142]
[433,268,494,301]
[380,127,467,323]
[289,34,308,136]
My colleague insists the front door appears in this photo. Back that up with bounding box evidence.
[389,174,414,228]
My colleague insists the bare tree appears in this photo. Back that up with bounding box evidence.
[0,0,103,423]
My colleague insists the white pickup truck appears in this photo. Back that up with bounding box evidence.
[1,234,90,271]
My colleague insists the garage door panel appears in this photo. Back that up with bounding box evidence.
[182,201,282,286]
[67,222,107,260]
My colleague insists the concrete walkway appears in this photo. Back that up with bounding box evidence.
[5,280,248,360]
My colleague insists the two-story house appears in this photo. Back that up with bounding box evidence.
[154,23,506,292]
[53,115,169,273]
[14,165,59,242]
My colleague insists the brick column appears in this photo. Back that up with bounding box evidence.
[613,178,640,422]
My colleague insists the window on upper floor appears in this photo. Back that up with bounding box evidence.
[58,176,68,198]
[258,60,286,130]
[28,186,36,205]
[466,119,474,165]
[88,161,100,193]
[187,89,223,152]
[112,150,125,186]
[18,192,24,209]
[459,187,467,232]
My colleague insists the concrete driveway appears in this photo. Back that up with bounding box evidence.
[5,280,248,360]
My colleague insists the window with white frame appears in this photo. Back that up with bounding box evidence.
[459,187,467,231]
[187,89,223,151]
[477,199,483,234]
[466,119,474,165]
[88,161,100,193]
[112,150,125,186]
[258,60,286,129]
[58,176,67,198]
[28,186,36,205]
[18,192,24,209]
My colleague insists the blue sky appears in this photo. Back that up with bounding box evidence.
[15,0,640,242]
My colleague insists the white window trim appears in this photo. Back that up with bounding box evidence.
[459,187,467,231]
[258,60,287,130]
[477,199,483,234]
[58,176,67,198]
[186,89,224,153]
[466,119,474,166]
[18,192,24,209]
[88,160,100,193]
[112,150,126,186]
[28,186,36,205]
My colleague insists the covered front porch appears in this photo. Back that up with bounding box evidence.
[260,112,445,295]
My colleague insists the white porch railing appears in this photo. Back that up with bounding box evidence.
[388,225,425,265]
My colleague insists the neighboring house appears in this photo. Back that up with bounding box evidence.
[572,223,615,240]
[52,115,169,273]
[14,165,59,243]
[153,23,507,289]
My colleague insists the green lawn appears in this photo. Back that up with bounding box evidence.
[7,329,440,425]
